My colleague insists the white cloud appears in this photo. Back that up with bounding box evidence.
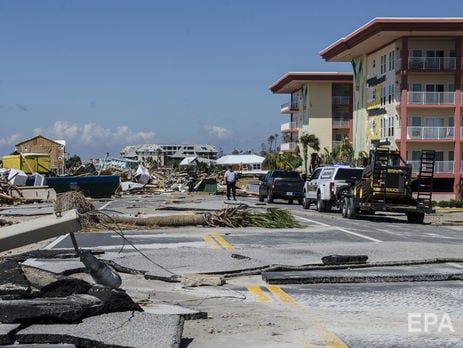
[33,121,156,145]
[206,125,233,139]
[30,121,157,158]
[0,133,21,147]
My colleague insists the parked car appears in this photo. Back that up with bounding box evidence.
[258,170,304,204]
[302,165,364,211]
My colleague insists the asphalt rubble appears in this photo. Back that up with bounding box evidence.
[0,194,463,347]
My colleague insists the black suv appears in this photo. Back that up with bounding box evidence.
[258,170,304,204]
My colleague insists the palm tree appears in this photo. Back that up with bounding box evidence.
[337,136,354,164]
[320,147,335,165]
[273,133,279,153]
[355,150,369,167]
[267,135,275,153]
[299,133,320,174]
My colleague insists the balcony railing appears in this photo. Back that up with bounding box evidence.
[406,127,455,140]
[408,57,456,70]
[280,101,300,113]
[280,122,300,132]
[332,118,350,128]
[408,160,454,174]
[332,96,350,105]
[280,142,297,152]
[407,92,455,105]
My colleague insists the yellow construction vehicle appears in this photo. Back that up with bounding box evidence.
[340,147,435,223]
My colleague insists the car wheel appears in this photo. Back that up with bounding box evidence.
[267,190,273,203]
[297,198,303,205]
[406,212,424,224]
[317,194,326,212]
[302,196,310,209]
[346,197,356,219]
[288,199,293,204]
[341,197,348,218]
[258,195,264,202]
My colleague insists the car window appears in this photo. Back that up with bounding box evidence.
[320,168,335,180]
[334,168,363,180]
[310,168,322,180]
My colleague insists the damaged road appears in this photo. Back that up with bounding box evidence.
[1,194,463,347]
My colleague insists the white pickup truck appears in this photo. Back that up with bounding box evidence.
[302,165,364,212]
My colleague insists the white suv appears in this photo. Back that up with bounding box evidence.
[302,165,364,212]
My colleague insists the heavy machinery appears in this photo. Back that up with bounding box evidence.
[341,147,435,223]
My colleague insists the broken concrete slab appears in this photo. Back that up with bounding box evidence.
[16,311,184,348]
[180,273,225,287]
[0,323,21,345]
[10,186,57,202]
[21,258,85,276]
[102,247,268,281]
[0,209,80,253]
[0,294,102,324]
[262,262,463,284]
[0,205,54,216]
[0,259,30,299]
[142,303,207,320]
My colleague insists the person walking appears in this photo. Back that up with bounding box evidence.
[224,166,238,200]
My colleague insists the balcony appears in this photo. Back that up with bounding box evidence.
[280,142,298,152]
[280,101,300,114]
[332,118,350,128]
[407,57,456,71]
[332,96,350,105]
[406,127,455,140]
[407,92,455,105]
[280,122,300,133]
[408,161,454,174]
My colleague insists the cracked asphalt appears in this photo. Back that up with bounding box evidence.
[1,193,462,347]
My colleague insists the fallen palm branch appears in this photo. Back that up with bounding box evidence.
[95,206,302,229]
[205,206,303,228]
[61,192,303,229]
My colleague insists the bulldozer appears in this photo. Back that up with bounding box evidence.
[341,147,435,223]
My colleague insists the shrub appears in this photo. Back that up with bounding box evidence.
[437,200,449,208]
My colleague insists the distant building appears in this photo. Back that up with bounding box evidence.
[120,144,219,165]
[216,154,266,175]
[269,72,353,158]
[14,135,66,175]
[90,156,138,170]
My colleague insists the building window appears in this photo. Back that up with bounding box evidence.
[380,86,386,105]
[389,51,395,71]
[381,54,387,74]
[388,84,394,104]
[388,116,394,137]
[380,117,385,138]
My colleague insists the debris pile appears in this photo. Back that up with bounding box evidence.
[0,249,143,345]
[0,172,45,205]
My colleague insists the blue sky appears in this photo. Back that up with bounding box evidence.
[1,0,463,160]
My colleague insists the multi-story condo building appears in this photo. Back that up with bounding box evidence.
[269,72,353,158]
[120,143,218,165]
[320,18,463,200]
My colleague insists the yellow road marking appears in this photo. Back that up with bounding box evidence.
[211,232,234,251]
[202,234,220,249]
[248,285,348,348]
[267,285,296,303]
[246,285,271,302]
